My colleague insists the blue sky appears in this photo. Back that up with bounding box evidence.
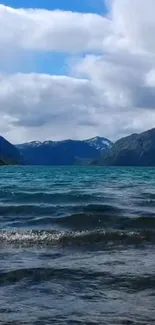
[1,0,107,13]
[0,0,107,75]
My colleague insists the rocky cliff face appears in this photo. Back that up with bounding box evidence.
[94,128,155,166]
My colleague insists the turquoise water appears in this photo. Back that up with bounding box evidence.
[0,166,155,324]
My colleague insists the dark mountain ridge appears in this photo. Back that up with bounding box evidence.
[0,136,22,165]
[94,128,155,166]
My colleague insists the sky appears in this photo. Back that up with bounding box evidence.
[0,0,155,143]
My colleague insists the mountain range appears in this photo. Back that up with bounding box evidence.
[16,137,112,165]
[2,128,155,166]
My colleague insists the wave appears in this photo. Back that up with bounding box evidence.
[0,229,155,248]
[0,204,66,218]
[0,190,103,204]
[51,213,155,230]
[0,201,155,230]
[0,203,123,224]
[1,266,155,291]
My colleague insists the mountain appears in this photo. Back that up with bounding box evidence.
[16,137,111,165]
[16,139,100,165]
[93,128,155,166]
[0,136,22,165]
[85,136,112,153]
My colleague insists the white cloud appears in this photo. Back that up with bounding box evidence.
[72,51,155,111]
[0,4,111,53]
[0,73,104,142]
[111,0,155,54]
[0,1,155,55]
[0,72,155,144]
[0,1,155,143]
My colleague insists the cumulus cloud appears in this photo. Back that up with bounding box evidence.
[0,73,104,142]
[111,0,155,54]
[0,1,155,142]
[1,0,155,55]
[72,51,155,110]
[1,72,155,144]
[0,4,111,53]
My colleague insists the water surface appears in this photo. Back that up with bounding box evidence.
[0,166,155,324]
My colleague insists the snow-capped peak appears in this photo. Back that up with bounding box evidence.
[85,136,112,152]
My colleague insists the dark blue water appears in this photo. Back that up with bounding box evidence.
[0,166,155,324]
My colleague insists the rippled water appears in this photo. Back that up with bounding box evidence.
[0,166,155,324]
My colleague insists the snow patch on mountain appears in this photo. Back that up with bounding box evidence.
[85,136,112,153]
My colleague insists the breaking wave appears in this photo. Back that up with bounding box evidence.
[0,229,155,248]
